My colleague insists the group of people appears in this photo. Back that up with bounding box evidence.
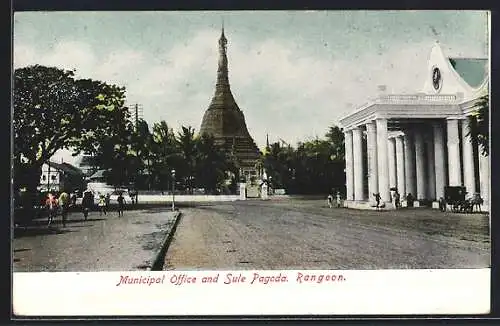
[82,190,127,218]
[45,189,127,226]
[45,191,73,227]
[96,192,127,217]
[327,189,408,210]
[327,192,343,208]
[374,190,403,209]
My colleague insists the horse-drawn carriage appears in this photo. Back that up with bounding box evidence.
[444,186,483,213]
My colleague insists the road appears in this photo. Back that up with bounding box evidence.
[13,207,178,272]
[164,200,490,270]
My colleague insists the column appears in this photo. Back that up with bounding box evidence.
[461,118,476,197]
[344,130,354,201]
[433,122,446,199]
[352,127,364,201]
[366,121,378,199]
[395,136,406,197]
[376,119,390,202]
[478,150,489,207]
[388,138,397,189]
[447,118,462,186]
[403,131,416,198]
[425,130,436,201]
[414,129,426,200]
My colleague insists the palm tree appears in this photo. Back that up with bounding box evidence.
[467,94,489,156]
[151,121,177,191]
[176,126,197,191]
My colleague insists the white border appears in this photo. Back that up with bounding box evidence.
[13,269,490,316]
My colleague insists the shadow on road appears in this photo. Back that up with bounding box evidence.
[14,248,30,253]
[14,227,78,239]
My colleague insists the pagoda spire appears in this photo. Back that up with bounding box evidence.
[217,22,229,88]
[209,22,237,110]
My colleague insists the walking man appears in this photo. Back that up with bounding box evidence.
[327,194,333,208]
[373,193,381,210]
[98,193,107,216]
[336,191,342,208]
[58,191,70,227]
[117,192,126,217]
[45,193,58,227]
[82,190,93,220]
[394,191,401,209]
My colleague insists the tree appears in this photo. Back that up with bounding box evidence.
[195,134,230,193]
[325,126,345,161]
[13,65,129,205]
[128,119,154,189]
[175,126,197,191]
[261,125,345,195]
[150,121,177,191]
[467,94,489,156]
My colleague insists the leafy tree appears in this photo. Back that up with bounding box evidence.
[325,126,345,161]
[467,94,489,156]
[150,121,177,191]
[262,125,345,195]
[175,126,197,192]
[13,65,129,205]
[195,134,231,193]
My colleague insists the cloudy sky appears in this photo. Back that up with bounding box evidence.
[14,10,489,164]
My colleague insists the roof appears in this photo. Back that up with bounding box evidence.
[89,169,107,179]
[449,58,488,88]
[47,162,84,176]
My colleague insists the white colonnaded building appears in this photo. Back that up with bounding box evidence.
[339,42,489,211]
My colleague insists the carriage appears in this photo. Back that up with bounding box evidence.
[444,186,483,213]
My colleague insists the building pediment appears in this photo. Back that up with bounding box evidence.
[422,42,488,98]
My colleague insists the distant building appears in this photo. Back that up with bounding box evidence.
[339,42,489,210]
[88,169,107,183]
[38,161,85,193]
[75,155,99,178]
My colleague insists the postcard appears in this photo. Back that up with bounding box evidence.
[12,10,491,317]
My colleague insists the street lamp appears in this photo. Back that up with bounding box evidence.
[171,169,176,211]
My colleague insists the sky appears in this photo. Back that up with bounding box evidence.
[13,10,489,165]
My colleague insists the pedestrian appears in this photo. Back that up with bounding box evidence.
[336,191,342,208]
[439,197,446,212]
[373,193,381,210]
[406,193,414,207]
[117,192,126,217]
[82,190,93,220]
[394,191,401,209]
[98,193,107,216]
[105,193,111,209]
[45,192,58,226]
[70,192,77,207]
[58,191,70,227]
[327,194,333,208]
[128,190,134,205]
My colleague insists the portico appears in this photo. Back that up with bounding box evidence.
[339,42,489,210]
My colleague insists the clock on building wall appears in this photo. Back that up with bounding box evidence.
[432,67,442,91]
